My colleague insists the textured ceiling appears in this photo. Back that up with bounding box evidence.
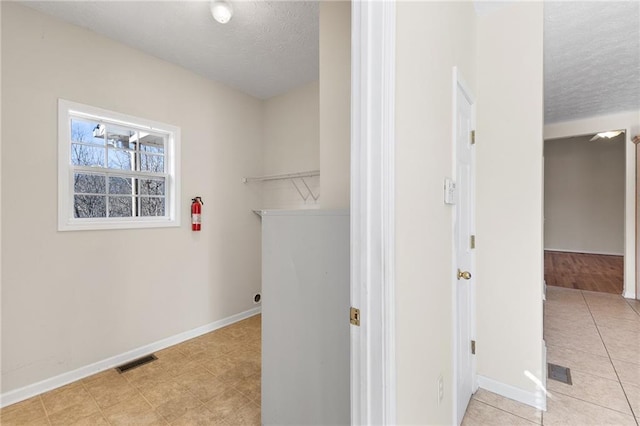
[20,0,319,100]
[544,1,640,124]
[17,1,640,121]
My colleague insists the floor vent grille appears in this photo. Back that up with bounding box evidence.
[115,354,157,373]
[548,362,572,385]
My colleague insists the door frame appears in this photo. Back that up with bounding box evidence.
[544,116,637,299]
[451,66,478,424]
[350,0,397,424]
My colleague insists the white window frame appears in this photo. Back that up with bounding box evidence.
[58,99,181,231]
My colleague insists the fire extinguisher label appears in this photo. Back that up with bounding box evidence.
[192,214,201,224]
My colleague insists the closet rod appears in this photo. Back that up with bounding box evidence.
[242,170,320,183]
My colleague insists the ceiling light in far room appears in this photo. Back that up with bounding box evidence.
[589,131,623,141]
[210,0,233,24]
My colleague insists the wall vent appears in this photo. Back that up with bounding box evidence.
[115,354,157,373]
[548,362,572,385]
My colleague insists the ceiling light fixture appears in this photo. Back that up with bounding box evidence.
[589,131,623,141]
[210,0,233,24]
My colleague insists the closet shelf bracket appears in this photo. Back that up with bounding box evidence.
[242,170,320,202]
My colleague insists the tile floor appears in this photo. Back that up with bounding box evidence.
[0,315,261,426]
[463,286,640,425]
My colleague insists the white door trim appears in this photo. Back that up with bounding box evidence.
[451,66,477,425]
[350,0,396,424]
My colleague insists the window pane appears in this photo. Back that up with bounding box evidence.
[141,197,165,216]
[106,125,136,150]
[108,196,133,217]
[72,144,105,167]
[71,119,105,145]
[140,154,164,172]
[139,178,165,196]
[109,176,134,195]
[108,148,133,170]
[74,173,106,194]
[74,195,106,218]
[139,133,165,154]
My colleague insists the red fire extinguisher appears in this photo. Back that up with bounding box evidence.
[191,196,203,231]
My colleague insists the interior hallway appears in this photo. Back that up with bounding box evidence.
[463,286,640,425]
[0,316,261,426]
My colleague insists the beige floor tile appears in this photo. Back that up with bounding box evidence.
[472,389,542,424]
[170,405,227,425]
[224,401,261,426]
[589,306,640,322]
[544,392,636,425]
[547,370,632,415]
[110,410,167,426]
[627,299,640,315]
[620,381,640,419]
[544,327,608,357]
[174,369,228,403]
[205,388,252,422]
[201,356,237,378]
[83,373,139,409]
[0,396,47,425]
[71,412,110,425]
[155,393,202,423]
[546,345,617,380]
[461,399,537,425]
[593,316,640,333]
[136,379,194,407]
[102,394,156,426]
[232,373,261,403]
[47,398,100,426]
[121,361,172,387]
[41,382,94,415]
[598,328,640,364]
[612,358,640,387]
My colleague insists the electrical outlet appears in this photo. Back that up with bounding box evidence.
[437,375,444,405]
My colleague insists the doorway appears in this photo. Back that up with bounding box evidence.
[453,68,476,425]
[543,131,626,294]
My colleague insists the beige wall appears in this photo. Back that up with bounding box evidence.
[262,81,320,210]
[544,136,625,255]
[544,110,639,299]
[475,2,545,403]
[395,2,477,423]
[1,3,263,393]
[319,1,350,209]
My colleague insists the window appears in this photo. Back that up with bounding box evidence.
[58,99,180,231]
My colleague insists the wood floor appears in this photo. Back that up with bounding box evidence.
[545,250,624,294]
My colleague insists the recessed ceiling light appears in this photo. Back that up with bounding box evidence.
[210,0,233,24]
[589,131,623,141]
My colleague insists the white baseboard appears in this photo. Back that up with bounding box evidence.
[477,375,546,411]
[623,289,636,299]
[0,306,261,408]
[544,248,624,257]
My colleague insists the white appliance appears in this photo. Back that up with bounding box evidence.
[261,209,350,425]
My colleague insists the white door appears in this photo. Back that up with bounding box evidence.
[454,74,476,425]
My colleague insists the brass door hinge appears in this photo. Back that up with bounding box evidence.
[471,340,476,355]
[350,307,361,326]
[470,235,476,249]
[470,130,476,145]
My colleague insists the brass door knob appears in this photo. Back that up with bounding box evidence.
[457,269,472,280]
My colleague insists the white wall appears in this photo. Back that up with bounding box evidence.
[395,2,477,423]
[262,81,319,210]
[1,3,263,394]
[544,136,625,255]
[319,1,350,209]
[475,2,545,407]
[545,110,639,299]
